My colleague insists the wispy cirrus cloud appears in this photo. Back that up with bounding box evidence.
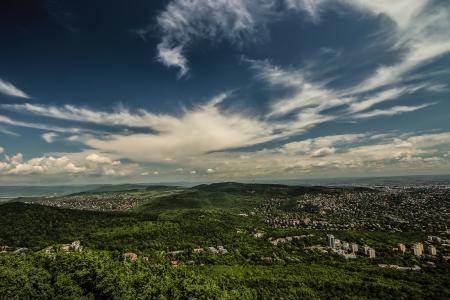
[154,0,327,77]
[351,104,434,119]
[0,78,29,98]
[153,0,450,96]
[0,126,20,137]
[0,115,82,133]
[343,0,450,94]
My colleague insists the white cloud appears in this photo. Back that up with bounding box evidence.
[6,155,86,175]
[312,147,335,157]
[10,153,23,165]
[42,132,58,143]
[78,94,282,163]
[153,171,159,175]
[249,60,350,117]
[154,0,327,76]
[0,152,141,178]
[85,153,121,165]
[157,44,189,78]
[0,161,9,171]
[282,134,363,155]
[103,168,116,176]
[343,0,428,29]
[0,78,29,98]
[0,114,82,134]
[1,103,179,129]
[1,1,448,181]
[0,126,20,137]
[154,0,450,95]
[344,0,450,94]
[178,131,450,178]
[0,146,3,154]
[346,86,416,114]
[352,104,432,119]
[1,131,450,179]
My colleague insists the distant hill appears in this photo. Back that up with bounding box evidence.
[192,182,373,195]
[0,185,102,200]
[0,184,182,200]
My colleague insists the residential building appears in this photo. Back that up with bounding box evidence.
[343,242,350,251]
[428,245,437,256]
[327,234,336,248]
[428,236,442,243]
[362,245,370,255]
[413,243,424,256]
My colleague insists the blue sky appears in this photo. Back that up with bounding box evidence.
[0,0,450,184]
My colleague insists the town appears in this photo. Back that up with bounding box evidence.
[253,187,450,233]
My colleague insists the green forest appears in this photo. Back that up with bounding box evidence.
[1,183,449,299]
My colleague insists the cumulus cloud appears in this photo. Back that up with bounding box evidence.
[178,131,450,178]
[2,1,449,181]
[10,153,24,165]
[0,152,140,179]
[0,146,3,154]
[103,168,116,176]
[0,78,29,98]
[1,131,450,180]
[6,155,86,175]
[85,153,121,165]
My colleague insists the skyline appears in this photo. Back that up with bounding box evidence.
[1,0,450,184]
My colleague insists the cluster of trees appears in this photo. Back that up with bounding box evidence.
[2,250,449,299]
[1,184,449,298]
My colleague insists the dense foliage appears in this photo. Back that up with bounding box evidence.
[1,183,449,299]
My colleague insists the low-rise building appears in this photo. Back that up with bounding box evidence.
[123,252,138,262]
[217,245,228,254]
[413,243,424,256]
[362,245,370,255]
[428,236,442,243]
[428,245,437,256]
[343,242,350,251]
[193,246,204,253]
[327,234,336,248]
